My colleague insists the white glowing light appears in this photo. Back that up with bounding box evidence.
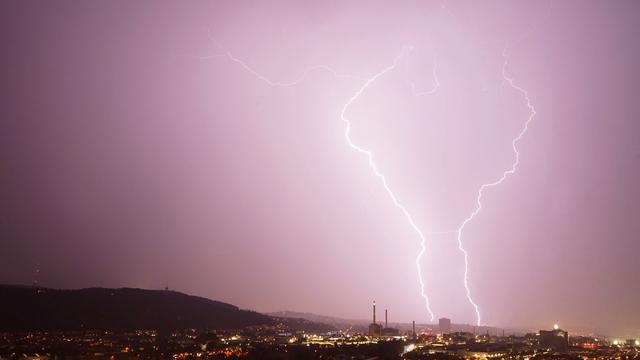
[403,343,417,355]
[553,324,559,330]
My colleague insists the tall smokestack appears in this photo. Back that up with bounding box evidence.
[412,321,416,338]
[373,301,376,324]
[385,309,388,328]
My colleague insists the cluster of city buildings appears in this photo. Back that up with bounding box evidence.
[2,324,639,360]
[2,304,639,359]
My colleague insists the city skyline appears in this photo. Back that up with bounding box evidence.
[2,0,640,339]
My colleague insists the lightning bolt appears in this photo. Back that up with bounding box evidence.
[197,41,440,322]
[341,45,436,322]
[194,34,540,326]
[454,47,537,326]
[197,0,548,326]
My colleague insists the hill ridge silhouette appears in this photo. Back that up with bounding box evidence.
[0,284,276,332]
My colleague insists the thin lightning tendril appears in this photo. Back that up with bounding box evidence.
[194,32,365,85]
[454,47,537,326]
[192,52,364,86]
[405,47,440,97]
[225,51,365,85]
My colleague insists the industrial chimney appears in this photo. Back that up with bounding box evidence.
[372,301,376,324]
[385,309,388,328]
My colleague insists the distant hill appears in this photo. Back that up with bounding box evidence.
[269,311,370,331]
[267,310,371,333]
[0,285,329,332]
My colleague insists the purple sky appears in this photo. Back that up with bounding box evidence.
[1,1,639,336]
